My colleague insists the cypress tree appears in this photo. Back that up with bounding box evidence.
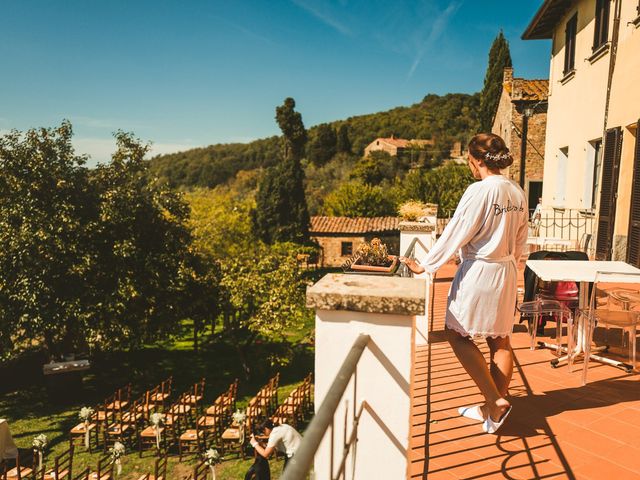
[479,31,512,132]
[254,98,310,244]
[336,124,352,154]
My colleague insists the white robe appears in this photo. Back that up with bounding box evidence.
[419,175,528,338]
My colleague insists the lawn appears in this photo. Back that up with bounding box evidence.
[0,318,315,479]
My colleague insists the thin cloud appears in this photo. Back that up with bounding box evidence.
[290,0,353,36]
[69,116,148,130]
[73,137,197,167]
[210,15,279,47]
[407,2,462,79]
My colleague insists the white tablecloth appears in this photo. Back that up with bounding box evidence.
[525,260,640,284]
[0,418,18,460]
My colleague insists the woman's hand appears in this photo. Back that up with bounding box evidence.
[399,256,425,274]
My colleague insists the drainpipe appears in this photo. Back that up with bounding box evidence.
[596,0,622,259]
[602,0,622,134]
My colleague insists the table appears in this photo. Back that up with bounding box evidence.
[526,237,576,252]
[525,260,640,371]
[43,360,90,402]
[0,419,18,460]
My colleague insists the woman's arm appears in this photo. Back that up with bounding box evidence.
[417,185,485,274]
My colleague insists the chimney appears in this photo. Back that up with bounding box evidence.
[503,67,514,85]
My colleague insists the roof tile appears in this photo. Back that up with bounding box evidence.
[310,216,400,234]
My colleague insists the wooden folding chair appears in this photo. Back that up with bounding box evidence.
[150,377,172,411]
[189,460,208,480]
[70,467,89,480]
[70,409,99,452]
[43,445,73,480]
[89,456,113,480]
[4,450,34,479]
[103,407,134,451]
[178,417,206,461]
[180,378,205,413]
[136,456,167,480]
[134,390,155,421]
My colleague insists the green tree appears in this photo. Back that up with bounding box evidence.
[324,181,396,217]
[0,122,93,358]
[0,123,218,359]
[307,123,337,166]
[336,124,352,154]
[400,164,475,216]
[350,151,396,185]
[275,97,307,161]
[88,131,204,351]
[219,243,309,376]
[254,98,310,244]
[479,31,512,131]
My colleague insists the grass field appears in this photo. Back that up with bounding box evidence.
[0,317,315,479]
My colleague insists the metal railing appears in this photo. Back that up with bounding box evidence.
[281,334,371,480]
[398,236,430,278]
[535,208,595,241]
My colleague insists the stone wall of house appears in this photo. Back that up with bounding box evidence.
[363,141,398,157]
[509,108,547,184]
[313,235,365,267]
[312,234,399,267]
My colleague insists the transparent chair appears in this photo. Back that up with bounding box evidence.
[578,271,640,385]
[517,299,576,368]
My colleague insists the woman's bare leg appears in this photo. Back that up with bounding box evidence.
[487,335,514,398]
[445,327,510,421]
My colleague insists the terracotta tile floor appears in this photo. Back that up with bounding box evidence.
[409,262,640,480]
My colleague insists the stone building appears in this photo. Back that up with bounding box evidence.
[491,67,549,212]
[363,137,434,157]
[523,0,640,263]
[310,216,400,267]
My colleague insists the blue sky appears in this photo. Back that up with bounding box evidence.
[1,0,550,165]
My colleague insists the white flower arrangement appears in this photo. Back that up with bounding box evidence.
[32,434,47,451]
[78,406,94,422]
[110,441,125,476]
[32,434,47,469]
[232,410,246,425]
[110,441,125,460]
[149,413,165,427]
[149,413,165,449]
[204,448,221,466]
[79,406,94,448]
[204,449,221,480]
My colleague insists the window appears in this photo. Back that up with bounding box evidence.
[341,241,353,256]
[583,140,602,208]
[593,0,610,50]
[555,147,568,207]
[564,13,578,75]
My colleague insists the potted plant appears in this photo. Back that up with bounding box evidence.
[343,238,398,274]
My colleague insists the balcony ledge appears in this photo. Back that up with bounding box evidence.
[398,220,435,233]
[306,273,425,316]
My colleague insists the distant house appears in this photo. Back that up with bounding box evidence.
[310,216,400,267]
[363,136,434,158]
[491,67,549,211]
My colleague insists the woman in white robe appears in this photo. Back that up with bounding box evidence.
[402,133,528,434]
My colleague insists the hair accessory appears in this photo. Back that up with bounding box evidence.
[484,152,511,162]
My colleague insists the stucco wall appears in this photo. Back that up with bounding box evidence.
[543,0,610,210]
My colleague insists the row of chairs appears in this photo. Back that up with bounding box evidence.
[220,373,280,459]
[271,373,313,428]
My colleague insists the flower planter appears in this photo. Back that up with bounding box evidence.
[349,256,399,274]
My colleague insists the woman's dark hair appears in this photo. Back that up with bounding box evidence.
[468,133,514,170]
[258,418,275,432]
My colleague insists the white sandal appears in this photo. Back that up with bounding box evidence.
[482,405,512,434]
[457,405,484,422]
